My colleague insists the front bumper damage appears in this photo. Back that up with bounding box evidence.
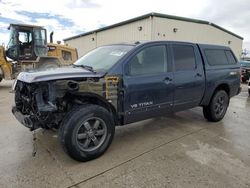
[12,106,37,131]
[12,75,120,131]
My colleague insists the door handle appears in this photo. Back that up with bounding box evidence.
[163,77,172,84]
[195,73,202,77]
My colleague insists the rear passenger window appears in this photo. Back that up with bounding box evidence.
[205,49,229,65]
[225,50,237,64]
[129,45,167,75]
[173,45,196,71]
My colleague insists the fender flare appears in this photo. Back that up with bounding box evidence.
[68,92,119,125]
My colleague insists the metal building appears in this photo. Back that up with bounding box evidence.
[64,12,243,58]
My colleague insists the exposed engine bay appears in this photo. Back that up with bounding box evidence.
[12,76,120,131]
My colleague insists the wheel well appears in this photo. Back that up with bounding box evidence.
[69,94,119,125]
[215,84,230,96]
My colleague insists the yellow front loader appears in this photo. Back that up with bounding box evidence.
[0,46,12,81]
[0,24,78,82]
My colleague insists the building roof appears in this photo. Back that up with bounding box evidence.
[64,12,243,41]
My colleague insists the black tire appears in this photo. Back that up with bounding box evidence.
[248,89,250,96]
[59,105,115,162]
[203,90,229,122]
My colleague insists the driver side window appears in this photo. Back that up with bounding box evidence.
[129,45,167,75]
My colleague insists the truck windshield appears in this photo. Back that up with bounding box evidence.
[74,45,134,71]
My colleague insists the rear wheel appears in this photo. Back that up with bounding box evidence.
[59,105,115,162]
[203,90,229,122]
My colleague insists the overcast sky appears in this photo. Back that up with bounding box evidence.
[0,0,250,53]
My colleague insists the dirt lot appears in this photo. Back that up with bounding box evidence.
[0,80,250,188]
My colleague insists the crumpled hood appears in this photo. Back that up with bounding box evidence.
[17,67,105,83]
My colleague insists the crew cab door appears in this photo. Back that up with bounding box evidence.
[170,43,205,111]
[123,44,174,124]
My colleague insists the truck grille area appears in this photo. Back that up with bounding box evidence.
[14,81,57,130]
[15,81,37,115]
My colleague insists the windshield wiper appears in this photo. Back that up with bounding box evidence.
[73,64,96,73]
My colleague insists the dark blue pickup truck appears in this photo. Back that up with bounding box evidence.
[12,41,241,161]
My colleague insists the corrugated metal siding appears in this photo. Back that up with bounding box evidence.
[152,17,242,58]
[65,16,242,59]
[96,18,152,46]
[65,33,96,57]
[65,18,152,56]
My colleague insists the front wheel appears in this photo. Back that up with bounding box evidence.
[59,105,115,162]
[203,90,229,122]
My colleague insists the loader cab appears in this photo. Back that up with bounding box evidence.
[6,24,48,61]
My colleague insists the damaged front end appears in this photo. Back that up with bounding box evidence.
[12,76,120,131]
[12,80,63,130]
